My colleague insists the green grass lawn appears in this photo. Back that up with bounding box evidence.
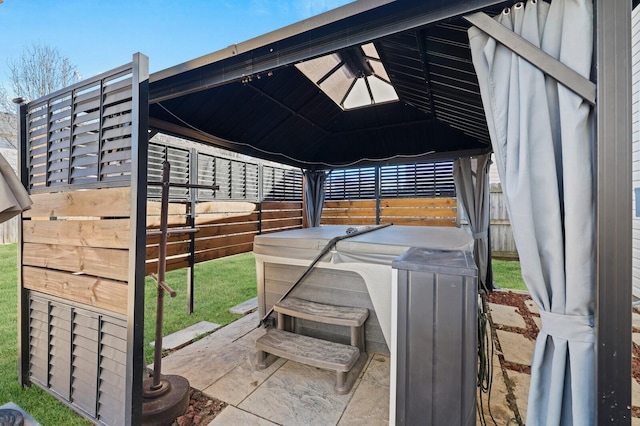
[492,258,526,291]
[143,252,257,364]
[0,243,257,424]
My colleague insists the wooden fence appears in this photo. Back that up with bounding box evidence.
[489,183,517,258]
[321,197,458,227]
[3,193,517,257]
[146,200,302,274]
[321,194,517,258]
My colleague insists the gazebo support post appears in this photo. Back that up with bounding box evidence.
[595,0,633,424]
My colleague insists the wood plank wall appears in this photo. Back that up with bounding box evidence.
[321,197,457,227]
[22,187,131,316]
[145,200,303,274]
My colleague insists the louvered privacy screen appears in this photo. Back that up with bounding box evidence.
[29,295,127,424]
[19,55,148,425]
[262,165,303,200]
[147,142,302,202]
[26,66,136,193]
[325,161,455,200]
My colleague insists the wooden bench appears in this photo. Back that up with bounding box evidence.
[256,297,369,394]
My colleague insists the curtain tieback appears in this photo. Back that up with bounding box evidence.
[472,231,488,239]
[539,310,595,343]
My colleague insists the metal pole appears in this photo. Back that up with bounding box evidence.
[595,0,632,424]
[187,148,197,314]
[152,161,171,389]
[16,100,30,386]
[126,52,149,426]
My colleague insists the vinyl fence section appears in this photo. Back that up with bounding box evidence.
[489,183,517,258]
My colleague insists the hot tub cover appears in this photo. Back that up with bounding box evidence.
[253,225,473,265]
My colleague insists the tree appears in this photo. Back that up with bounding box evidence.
[5,42,77,104]
[0,85,11,115]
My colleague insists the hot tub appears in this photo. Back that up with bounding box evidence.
[253,225,473,353]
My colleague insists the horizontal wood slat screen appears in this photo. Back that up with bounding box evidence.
[23,219,131,249]
[23,243,129,281]
[23,266,128,316]
[321,197,457,227]
[22,187,132,315]
[24,187,131,218]
[145,200,302,274]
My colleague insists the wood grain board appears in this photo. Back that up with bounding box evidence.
[262,201,302,210]
[25,187,131,218]
[380,197,456,207]
[195,201,257,214]
[23,266,128,315]
[379,207,457,217]
[23,243,129,281]
[23,219,131,249]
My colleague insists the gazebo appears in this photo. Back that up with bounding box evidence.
[14,1,632,424]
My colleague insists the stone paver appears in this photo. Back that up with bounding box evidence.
[229,297,258,315]
[532,316,542,332]
[209,406,278,426]
[155,313,261,390]
[203,353,286,406]
[525,299,540,315]
[496,330,534,366]
[238,360,357,426]
[338,354,389,426]
[633,377,640,408]
[634,332,640,348]
[489,303,526,328]
[476,357,514,425]
[150,321,221,350]
[634,313,640,329]
[509,370,531,421]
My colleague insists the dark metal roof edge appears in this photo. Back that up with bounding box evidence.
[149,0,508,103]
[149,117,241,152]
[149,0,396,83]
[149,117,492,171]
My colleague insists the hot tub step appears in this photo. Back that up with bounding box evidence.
[256,328,366,394]
[274,297,369,327]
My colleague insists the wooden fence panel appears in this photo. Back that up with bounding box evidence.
[321,197,457,227]
[23,243,129,281]
[23,266,128,316]
[144,200,302,273]
[23,189,132,313]
[321,199,377,225]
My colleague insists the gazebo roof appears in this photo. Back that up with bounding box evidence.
[148,0,508,170]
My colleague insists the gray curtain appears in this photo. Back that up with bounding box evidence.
[469,0,595,425]
[303,170,329,227]
[0,152,31,224]
[453,154,492,290]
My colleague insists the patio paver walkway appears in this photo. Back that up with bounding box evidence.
[156,291,640,425]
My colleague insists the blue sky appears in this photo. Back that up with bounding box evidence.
[0,0,353,94]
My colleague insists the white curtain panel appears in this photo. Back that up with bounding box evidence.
[0,153,31,224]
[303,170,328,227]
[468,0,595,424]
[453,154,491,290]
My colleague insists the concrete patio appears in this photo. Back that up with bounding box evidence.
[156,291,640,425]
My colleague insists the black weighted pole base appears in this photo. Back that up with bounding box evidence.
[142,375,190,426]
